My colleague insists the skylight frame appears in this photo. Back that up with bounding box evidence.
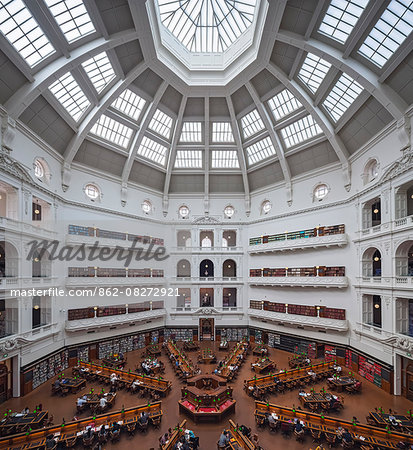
[322,73,364,122]
[211,122,234,143]
[82,51,116,94]
[0,0,55,67]
[111,89,147,122]
[157,0,257,54]
[211,150,240,169]
[267,89,302,122]
[44,0,96,44]
[245,136,276,166]
[137,136,168,166]
[49,72,90,121]
[358,0,413,68]
[297,53,332,94]
[318,0,370,44]
[280,115,323,149]
[240,109,265,139]
[180,122,203,143]
[90,114,134,149]
[174,150,203,168]
[148,109,174,140]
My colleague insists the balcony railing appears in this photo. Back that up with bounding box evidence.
[169,306,244,315]
[356,276,413,288]
[65,308,166,332]
[394,215,413,228]
[248,308,348,331]
[171,246,243,253]
[170,276,243,283]
[0,216,57,239]
[248,276,348,288]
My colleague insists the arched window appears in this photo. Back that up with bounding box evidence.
[200,260,214,277]
[177,259,191,277]
[363,159,379,185]
[223,259,236,277]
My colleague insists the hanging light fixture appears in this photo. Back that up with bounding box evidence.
[374,256,380,262]
[34,201,40,215]
[373,208,379,214]
[374,303,380,309]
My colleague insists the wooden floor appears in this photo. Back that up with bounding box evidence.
[3,342,412,449]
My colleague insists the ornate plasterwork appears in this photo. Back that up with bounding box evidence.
[1,115,16,151]
[381,147,413,183]
[248,276,348,288]
[0,336,31,352]
[395,336,413,352]
[0,148,32,184]
[192,216,221,225]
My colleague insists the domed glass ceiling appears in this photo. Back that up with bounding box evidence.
[157,0,257,53]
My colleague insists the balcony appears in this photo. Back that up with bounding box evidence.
[394,215,413,230]
[248,233,348,254]
[170,276,243,284]
[170,246,243,254]
[169,306,244,318]
[0,277,59,291]
[65,276,166,287]
[0,217,57,240]
[355,276,413,290]
[248,276,348,288]
[0,323,59,353]
[65,308,166,332]
[355,323,413,352]
[248,308,348,332]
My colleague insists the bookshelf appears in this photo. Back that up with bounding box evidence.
[250,300,346,320]
[220,328,248,341]
[67,225,165,246]
[68,267,164,278]
[249,223,345,245]
[249,266,345,277]
[164,328,194,341]
[32,350,69,389]
[68,307,94,320]
[68,224,94,236]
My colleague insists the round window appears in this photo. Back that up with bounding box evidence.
[224,205,235,218]
[34,160,44,179]
[85,184,100,199]
[262,200,271,214]
[179,205,189,218]
[314,184,328,200]
[142,200,152,213]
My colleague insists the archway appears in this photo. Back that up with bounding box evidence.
[200,259,214,277]
[395,241,413,276]
[177,259,191,277]
[0,242,18,278]
[362,248,381,277]
[223,259,236,277]
[200,231,214,247]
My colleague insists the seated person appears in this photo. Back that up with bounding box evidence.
[239,424,251,438]
[389,415,400,427]
[342,429,353,443]
[267,413,277,426]
[185,429,195,441]
[160,432,169,446]
[110,421,121,437]
[84,426,94,440]
[21,406,30,414]
[45,435,56,449]
[53,380,61,389]
[99,397,107,409]
[98,425,108,440]
[174,436,190,450]
[295,421,305,435]
[77,397,87,407]
[218,431,230,449]
[139,411,149,425]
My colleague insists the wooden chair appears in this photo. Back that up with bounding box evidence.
[310,429,321,442]
[65,436,78,448]
[255,415,266,427]
[342,439,354,448]
[151,416,161,428]
[126,422,136,436]
[280,422,292,437]
[324,432,336,448]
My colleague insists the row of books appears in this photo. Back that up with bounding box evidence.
[68,267,164,277]
[249,224,345,245]
[249,266,346,277]
[67,301,165,321]
[249,300,346,320]
[68,224,164,246]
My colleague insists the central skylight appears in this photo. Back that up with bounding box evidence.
[157,0,257,53]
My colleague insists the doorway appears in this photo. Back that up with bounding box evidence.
[199,318,214,341]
